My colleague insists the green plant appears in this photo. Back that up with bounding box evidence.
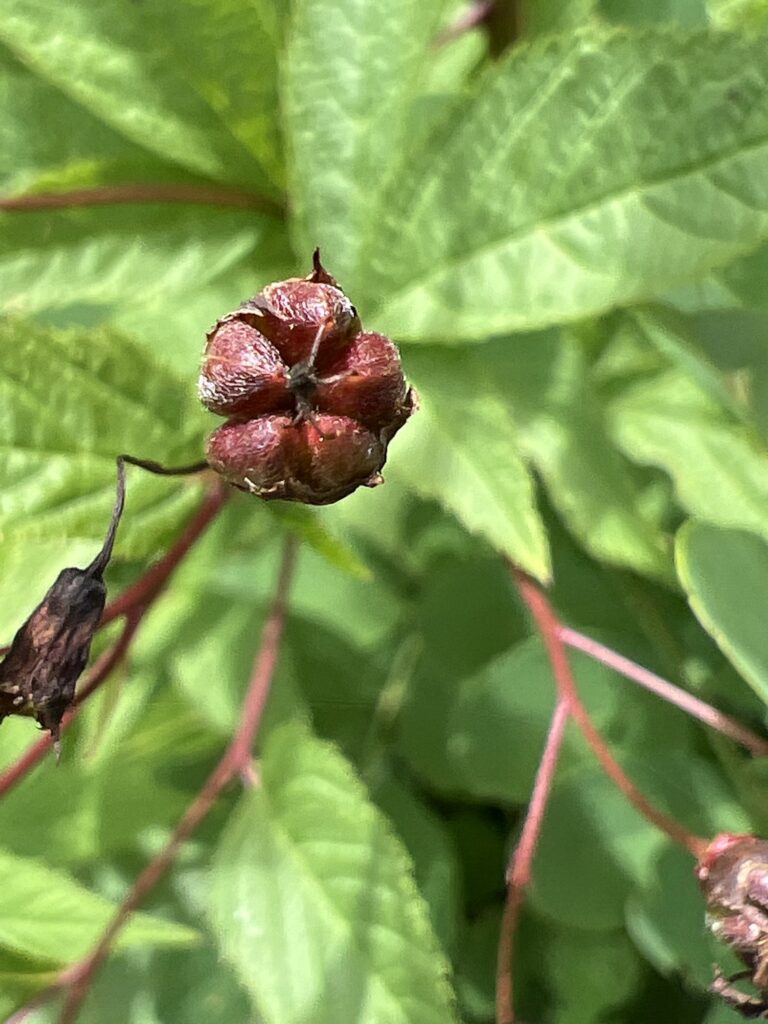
[4,1,768,1022]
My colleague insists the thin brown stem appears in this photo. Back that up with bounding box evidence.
[512,569,708,859]
[496,698,570,1024]
[0,183,284,219]
[57,536,298,1024]
[558,625,768,758]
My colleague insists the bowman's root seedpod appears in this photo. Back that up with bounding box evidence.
[199,251,415,505]
[697,833,768,1018]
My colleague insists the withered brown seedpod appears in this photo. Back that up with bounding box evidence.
[199,251,415,505]
[0,458,126,751]
[697,833,768,1018]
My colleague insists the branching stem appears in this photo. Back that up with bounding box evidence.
[558,625,768,757]
[57,536,298,1024]
[496,698,570,1024]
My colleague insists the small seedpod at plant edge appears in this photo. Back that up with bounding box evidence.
[199,251,415,506]
[697,832,768,1018]
[0,458,126,753]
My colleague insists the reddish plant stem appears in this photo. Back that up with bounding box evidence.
[57,536,298,1024]
[496,698,570,1024]
[558,625,768,758]
[101,483,228,626]
[0,183,284,218]
[512,570,708,859]
[0,612,142,797]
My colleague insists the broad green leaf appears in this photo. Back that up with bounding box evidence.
[0,318,207,569]
[600,0,708,25]
[392,349,551,580]
[608,367,768,543]
[626,844,723,991]
[676,520,768,704]
[0,47,176,197]
[399,635,635,804]
[545,928,642,1024]
[531,757,748,931]
[142,0,285,189]
[670,242,768,313]
[208,722,458,1024]
[0,206,266,318]
[367,28,768,339]
[522,0,599,36]
[709,0,768,29]
[0,847,196,963]
[0,0,271,188]
[482,333,672,579]
[283,0,445,292]
[372,774,463,957]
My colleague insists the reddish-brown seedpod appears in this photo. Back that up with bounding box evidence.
[199,251,415,506]
[206,414,384,505]
[697,833,768,1017]
[314,331,413,435]
[199,320,290,418]
[236,250,361,368]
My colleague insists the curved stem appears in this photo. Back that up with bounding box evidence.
[496,698,570,1024]
[558,625,768,758]
[512,569,708,859]
[57,536,298,1024]
[101,484,228,626]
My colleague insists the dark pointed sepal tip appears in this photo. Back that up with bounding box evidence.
[308,247,338,288]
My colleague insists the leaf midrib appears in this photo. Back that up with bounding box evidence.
[373,121,768,312]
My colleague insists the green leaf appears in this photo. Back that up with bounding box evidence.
[608,365,768,543]
[367,27,768,339]
[0,847,196,964]
[521,0,600,36]
[0,47,174,197]
[208,721,458,1024]
[531,757,748,931]
[283,0,445,292]
[372,773,463,957]
[0,206,266,318]
[142,0,286,189]
[399,636,623,804]
[709,0,768,30]
[545,928,642,1024]
[0,318,207,570]
[481,333,672,579]
[676,520,768,704]
[0,0,271,188]
[391,349,551,580]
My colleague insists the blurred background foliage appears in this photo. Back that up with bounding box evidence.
[3,0,768,1021]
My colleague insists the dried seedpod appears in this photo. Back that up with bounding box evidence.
[206,413,385,506]
[697,833,768,1018]
[199,251,415,505]
[0,459,126,752]
[213,249,361,371]
[199,320,290,419]
[314,331,415,436]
